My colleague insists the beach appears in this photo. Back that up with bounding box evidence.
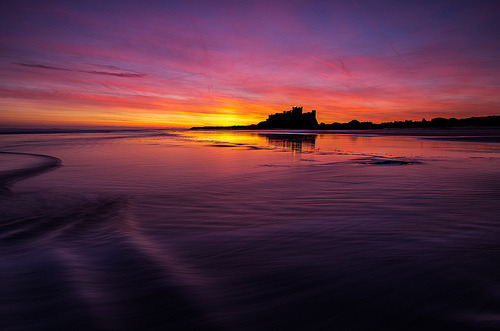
[1,129,500,330]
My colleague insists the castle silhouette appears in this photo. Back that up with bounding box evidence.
[256,107,318,129]
[190,107,500,130]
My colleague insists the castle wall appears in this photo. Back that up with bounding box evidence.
[260,107,318,129]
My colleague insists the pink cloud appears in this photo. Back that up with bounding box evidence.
[1,1,498,126]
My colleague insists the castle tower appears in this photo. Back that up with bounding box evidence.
[291,106,303,115]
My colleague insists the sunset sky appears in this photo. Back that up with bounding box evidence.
[1,0,499,128]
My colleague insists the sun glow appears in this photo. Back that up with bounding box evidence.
[1,1,498,128]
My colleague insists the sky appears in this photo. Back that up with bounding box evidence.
[1,0,499,128]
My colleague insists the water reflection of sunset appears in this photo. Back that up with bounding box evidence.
[262,134,316,153]
[2,129,500,330]
[180,130,500,161]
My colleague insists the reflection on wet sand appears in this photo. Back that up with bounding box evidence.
[260,134,316,152]
[1,130,500,330]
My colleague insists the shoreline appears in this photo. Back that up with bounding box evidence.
[0,152,62,188]
[2,127,499,143]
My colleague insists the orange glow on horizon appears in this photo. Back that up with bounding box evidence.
[1,1,498,128]
[1,94,498,129]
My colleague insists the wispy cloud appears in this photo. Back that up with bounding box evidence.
[310,56,352,78]
[350,0,411,73]
[15,63,147,78]
[1,0,498,126]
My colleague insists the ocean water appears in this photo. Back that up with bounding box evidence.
[1,129,500,330]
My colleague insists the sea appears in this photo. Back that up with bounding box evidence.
[1,128,500,330]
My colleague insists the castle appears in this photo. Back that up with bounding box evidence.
[257,107,319,129]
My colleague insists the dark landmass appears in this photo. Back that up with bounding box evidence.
[319,115,500,130]
[191,106,318,130]
[190,107,500,130]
